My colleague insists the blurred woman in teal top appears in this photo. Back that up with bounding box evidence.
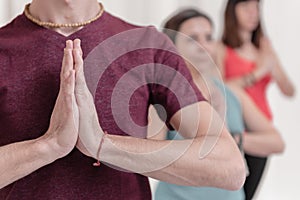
[155,82,246,200]
[150,9,285,200]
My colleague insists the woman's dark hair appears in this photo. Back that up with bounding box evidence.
[163,9,213,43]
[222,0,263,48]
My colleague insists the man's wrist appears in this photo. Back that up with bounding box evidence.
[34,135,59,164]
[36,130,72,163]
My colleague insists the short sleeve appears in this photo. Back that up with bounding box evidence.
[149,31,206,130]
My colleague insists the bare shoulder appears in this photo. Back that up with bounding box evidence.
[260,37,276,53]
[214,41,227,75]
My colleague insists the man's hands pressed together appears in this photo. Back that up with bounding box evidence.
[42,40,79,160]
[72,39,104,158]
[0,38,246,190]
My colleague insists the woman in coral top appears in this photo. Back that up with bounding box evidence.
[217,0,295,199]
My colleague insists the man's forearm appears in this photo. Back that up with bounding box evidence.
[0,137,54,189]
[80,102,246,190]
[96,130,245,190]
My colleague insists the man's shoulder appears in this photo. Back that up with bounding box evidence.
[104,11,142,30]
[103,12,164,37]
[0,14,22,30]
[101,12,175,52]
[0,14,27,40]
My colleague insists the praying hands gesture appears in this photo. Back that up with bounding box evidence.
[71,39,105,159]
[66,39,245,189]
[0,39,246,191]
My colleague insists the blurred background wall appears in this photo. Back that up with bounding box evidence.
[0,0,299,199]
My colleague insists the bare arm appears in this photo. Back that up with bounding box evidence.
[72,40,245,190]
[215,43,255,88]
[0,139,48,188]
[221,55,271,89]
[263,38,295,96]
[0,41,79,189]
[146,105,168,140]
[228,85,285,157]
[215,42,226,80]
[255,38,295,96]
[85,102,246,190]
[272,56,295,97]
[216,39,280,89]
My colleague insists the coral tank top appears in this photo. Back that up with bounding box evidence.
[224,47,273,120]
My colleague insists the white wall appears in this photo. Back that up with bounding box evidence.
[1,1,299,199]
[257,1,300,199]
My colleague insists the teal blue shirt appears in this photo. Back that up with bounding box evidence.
[155,81,245,200]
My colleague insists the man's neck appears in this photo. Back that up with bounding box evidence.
[29,0,100,35]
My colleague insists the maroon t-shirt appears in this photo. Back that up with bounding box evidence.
[0,11,205,200]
